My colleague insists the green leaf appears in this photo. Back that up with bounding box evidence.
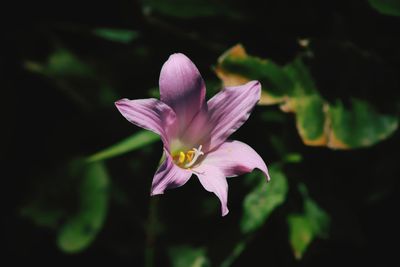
[216,45,294,105]
[288,185,330,259]
[284,153,303,163]
[288,215,314,260]
[294,95,326,144]
[329,99,398,148]
[304,199,330,239]
[93,28,139,43]
[169,245,210,267]
[368,0,400,16]
[241,166,288,234]
[283,57,318,95]
[87,130,160,162]
[216,44,398,149]
[57,161,109,253]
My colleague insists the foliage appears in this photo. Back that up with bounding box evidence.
[7,0,400,266]
[288,184,330,259]
[216,44,398,149]
[368,0,400,16]
[21,160,110,253]
[93,28,139,43]
[169,246,210,267]
[87,130,160,162]
[241,165,288,234]
[57,161,110,253]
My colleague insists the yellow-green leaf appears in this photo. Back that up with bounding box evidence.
[288,185,330,260]
[216,44,294,105]
[288,215,313,260]
[216,44,398,149]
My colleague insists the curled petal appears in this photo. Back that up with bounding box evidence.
[206,81,261,150]
[201,140,270,181]
[151,152,192,195]
[159,53,207,134]
[115,98,177,148]
[193,164,229,216]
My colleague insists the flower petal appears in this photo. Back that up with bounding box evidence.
[193,164,229,216]
[159,53,207,133]
[201,140,270,181]
[206,81,261,149]
[115,98,177,148]
[151,152,193,195]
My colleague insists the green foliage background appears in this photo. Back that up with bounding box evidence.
[3,0,400,266]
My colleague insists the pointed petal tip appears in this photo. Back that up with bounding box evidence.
[114,98,127,106]
[222,207,229,217]
[249,80,261,94]
[263,169,271,182]
[255,161,271,182]
[114,98,130,110]
[250,80,260,87]
[150,189,164,196]
[266,170,271,182]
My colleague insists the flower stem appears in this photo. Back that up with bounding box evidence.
[219,234,253,267]
[144,197,158,267]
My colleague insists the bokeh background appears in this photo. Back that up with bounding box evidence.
[3,0,400,266]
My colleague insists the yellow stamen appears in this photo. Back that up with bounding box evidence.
[178,151,186,164]
[186,150,194,162]
[172,145,204,168]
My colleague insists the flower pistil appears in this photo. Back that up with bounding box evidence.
[173,145,204,169]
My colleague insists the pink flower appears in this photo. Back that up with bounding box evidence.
[115,53,269,216]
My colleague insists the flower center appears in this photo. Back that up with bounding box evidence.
[172,145,204,169]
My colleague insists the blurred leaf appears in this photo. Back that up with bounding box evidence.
[329,99,398,148]
[288,184,330,259]
[284,57,318,95]
[368,0,400,16]
[87,130,160,162]
[148,87,160,98]
[169,245,210,267]
[23,48,92,80]
[304,199,330,239]
[44,49,94,77]
[294,95,326,145]
[215,44,294,105]
[260,110,286,123]
[284,153,303,163]
[21,203,64,229]
[57,161,109,253]
[24,48,118,109]
[241,166,288,234]
[288,215,313,260]
[93,28,139,43]
[20,162,78,229]
[216,44,398,149]
[143,0,239,19]
[219,240,247,267]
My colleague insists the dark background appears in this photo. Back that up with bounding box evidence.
[3,0,400,266]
